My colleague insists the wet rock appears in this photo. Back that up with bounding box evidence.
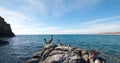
[24,58,39,63]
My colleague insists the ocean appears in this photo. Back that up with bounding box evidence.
[0,35,120,63]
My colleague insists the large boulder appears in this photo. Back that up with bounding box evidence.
[0,16,15,37]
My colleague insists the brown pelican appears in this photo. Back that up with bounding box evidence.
[89,50,106,63]
[44,35,53,44]
[58,40,63,46]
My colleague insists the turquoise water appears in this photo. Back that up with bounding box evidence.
[0,35,120,63]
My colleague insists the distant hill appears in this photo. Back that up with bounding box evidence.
[0,16,15,37]
[98,32,120,34]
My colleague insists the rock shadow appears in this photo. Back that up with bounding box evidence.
[0,40,9,46]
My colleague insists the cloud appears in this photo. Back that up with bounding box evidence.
[0,7,55,34]
[26,0,99,17]
[0,7,30,27]
[76,16,120,34]
[14,26,59,34]
[29,15,120,34]
[46,24,120,34]
[27,0,47,14]
[83,16,120,25]
[1,0,120,34]
[85,24,120,33]
[52,0,99,16]
[0,6,119,34]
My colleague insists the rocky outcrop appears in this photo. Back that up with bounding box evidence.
[25,35,106,63]
[0,16,15,37]
[0,40,9,46]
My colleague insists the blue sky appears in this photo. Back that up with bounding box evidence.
[0,0,120,34]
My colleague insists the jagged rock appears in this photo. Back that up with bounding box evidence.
[0,16,15,37]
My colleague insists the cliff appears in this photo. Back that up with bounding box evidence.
[0,16,15,37]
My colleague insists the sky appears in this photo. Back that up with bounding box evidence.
[0,0,120,34]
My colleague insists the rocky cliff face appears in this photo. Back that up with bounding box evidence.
[0,16,15,37]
